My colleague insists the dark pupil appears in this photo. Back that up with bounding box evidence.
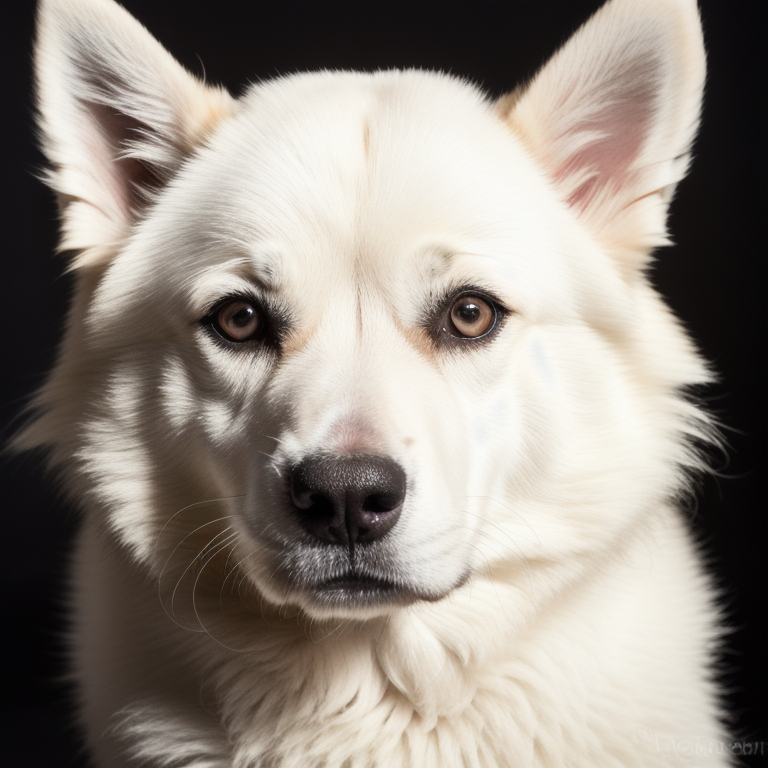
[458,302,481,323]
[231,307,255,326]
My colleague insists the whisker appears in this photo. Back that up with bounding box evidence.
[165,526,235,624]
[158,495,244,538]
[159,515,238,592]
[190,533,243,647]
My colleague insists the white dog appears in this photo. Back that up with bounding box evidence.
[22,0,729,764]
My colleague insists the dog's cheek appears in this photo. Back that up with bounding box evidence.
[436,333,527,474]
[152,346,275,499]
[496,325,690,565]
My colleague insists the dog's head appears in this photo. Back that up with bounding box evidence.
[24,0,710,621]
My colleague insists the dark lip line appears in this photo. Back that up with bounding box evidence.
[320,573,398,590]
[307,568,472,606]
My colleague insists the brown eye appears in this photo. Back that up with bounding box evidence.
[216,300,261,342]
[448,295,496,338]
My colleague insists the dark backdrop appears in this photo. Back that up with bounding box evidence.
[2,1,765,765]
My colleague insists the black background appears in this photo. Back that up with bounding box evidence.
[2,1,765,765]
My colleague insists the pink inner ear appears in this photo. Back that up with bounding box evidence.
[558,55,661,211]
[86,101,164,213]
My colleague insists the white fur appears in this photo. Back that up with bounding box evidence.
[22,0,730,765]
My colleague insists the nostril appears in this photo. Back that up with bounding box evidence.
[363,491,401,514]
[292,491,334,516]
[289,454,406,546]
[290,477,329,511]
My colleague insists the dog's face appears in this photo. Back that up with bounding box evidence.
[90,73,575,616]
[28,0,709,622]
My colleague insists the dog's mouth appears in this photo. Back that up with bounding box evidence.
[300,567,470,611]
[311,571,409,607]
[243,537,476,616]
[322,571,402,593]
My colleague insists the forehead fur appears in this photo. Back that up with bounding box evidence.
[214,70,558,244]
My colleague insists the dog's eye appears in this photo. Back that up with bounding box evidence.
[447,294,498,339]
[215,300,262,342]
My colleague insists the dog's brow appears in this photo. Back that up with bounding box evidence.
[190,257,281,312]
[247,251,283,292]
[218,253,282,293]
[418,247,455,278]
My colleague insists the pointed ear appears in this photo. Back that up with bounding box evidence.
[498,0,705,270]
[35,0,235,267]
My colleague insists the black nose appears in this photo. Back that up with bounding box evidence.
[290,454,406,547]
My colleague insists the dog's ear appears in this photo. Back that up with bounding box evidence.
[35,0,234,268]
[498,0,705,271]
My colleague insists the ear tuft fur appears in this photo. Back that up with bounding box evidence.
[35,0,235,268]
